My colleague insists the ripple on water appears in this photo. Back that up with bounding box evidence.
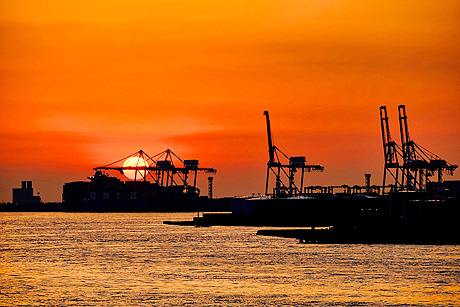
[1,212,459,306]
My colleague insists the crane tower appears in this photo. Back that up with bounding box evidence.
[380,105,457,194]
[380,106,403,193]
[264,111,324,197]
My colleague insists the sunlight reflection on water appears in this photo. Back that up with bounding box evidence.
[1,212,459,306]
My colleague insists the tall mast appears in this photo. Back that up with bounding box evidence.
[380,106,402,194]
[263,110,275,163]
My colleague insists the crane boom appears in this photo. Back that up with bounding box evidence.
[263,110,324,196]
[263,110,275,164]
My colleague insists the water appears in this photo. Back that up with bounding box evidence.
[1,213,459,306]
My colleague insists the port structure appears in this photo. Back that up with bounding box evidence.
[93,149,216,192]
[380,105,457,194]
[398,105,457,192]
[380,106,403,194]
[264,111,324,197]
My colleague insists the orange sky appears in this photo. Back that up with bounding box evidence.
[1,0,459,202]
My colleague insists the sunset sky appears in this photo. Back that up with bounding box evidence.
[1,0,459,202]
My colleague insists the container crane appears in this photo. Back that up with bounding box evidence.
[380,106,403,193]
[93,149,216,192]
[263,111,324,197]
[397,105,457,192]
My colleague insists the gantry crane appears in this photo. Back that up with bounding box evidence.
[380,105,457,194]
[380,106,403,193]
[93,149,216,192]
[263,111,324,197]
[398,105,457,192]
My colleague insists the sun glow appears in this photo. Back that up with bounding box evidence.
[122,156,149,180]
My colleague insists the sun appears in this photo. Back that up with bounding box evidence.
[122,156,149,180]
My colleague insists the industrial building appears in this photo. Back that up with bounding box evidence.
[12,181,41,204]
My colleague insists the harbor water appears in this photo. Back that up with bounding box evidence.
[1,212,459,306]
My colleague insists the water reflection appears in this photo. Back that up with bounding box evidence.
[1,212,459,306]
